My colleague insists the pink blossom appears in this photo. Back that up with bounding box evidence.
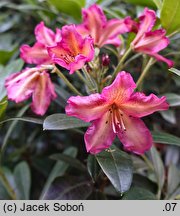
[131,8,173,68]
[47,25,94,74]
[5,67,57,115]
[66,71,169,154]
[76,4,133,48]
[20,22,61,65]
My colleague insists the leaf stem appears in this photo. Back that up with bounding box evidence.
[54,67,82,96]
[0,168,16,200]
[136,57,154,89]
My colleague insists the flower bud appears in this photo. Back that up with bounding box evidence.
[102,54,110,66]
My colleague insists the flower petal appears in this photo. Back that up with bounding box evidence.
[149,53,174,68]
[35,21,56,46]
[47,25,94,73]
[85,111,116,154]
[5,69,39,103]
[102,71,136,104]
[98,17,132,47]
[134,29,170,53]
[132,8,156,46]
[65,94,109,122]
[20,43,51,65]
[31,71,56,115]
[117,115,152,154]
[120,93,169,117]
[81,4,107,43]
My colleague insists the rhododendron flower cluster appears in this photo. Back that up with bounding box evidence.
[5,3,173,155]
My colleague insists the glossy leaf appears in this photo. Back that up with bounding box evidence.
[160,110,176,125]
[167,164,180,198]
[40,147,78,199]
[14,161,31,200]
[43,113,89,130]
[43,176,93,200]
[96,145,133,193]
[153,0,162,9]
[161,0,180,35]
[87,155,101,182]
[122,186,157,200]
[152,131,180,146]
[47,0,85,20]
[164,93,180,107]
[150,146,165,192]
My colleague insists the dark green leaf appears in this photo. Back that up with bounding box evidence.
[1,104,29,154]
[160,110,176,125]
[47,0,85,20]
[122,186,157,200]
[50,153,86,172]
[150,146,165,191]
[87,155,101,182]
[14,161,31,200]
[43,113,89,130]
[164,93,180,107]
[152,131,180,146]
[96,145,133,193]
[43,176,93,200]
[167,164,180,198]
[40,147,78,199]
[161,0,180,35]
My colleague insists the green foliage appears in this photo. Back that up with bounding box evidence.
[122,186,157,200]
[43,114,90,130]
[14,161,31,200]
[161,0,180,35]
[0,0,179,201]
[47,0,85,21]
[96,145,133,193]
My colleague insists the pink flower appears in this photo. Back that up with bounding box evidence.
[20,21,61,65]
[131,8,173,68]
[5,67,57,115]
[76,4,133,48]
[47,25,94,74]
[66,71,168,154]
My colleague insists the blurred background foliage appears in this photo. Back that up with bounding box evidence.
[0,0,180,200]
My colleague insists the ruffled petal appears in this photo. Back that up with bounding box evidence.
[101,71,136,104]
[5,68,39,103]
[31,71,57,115]
[20,43,50,65]
[117,114,152,154]
[120,93,169,117]
[47,25,94,73]
[81,4,107,43]
[85,111,116,154]
[98,17,132,47]
[35,21,56,46]
[132,8,156,46]
[134,29,170,53]
[65,93,109,122]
